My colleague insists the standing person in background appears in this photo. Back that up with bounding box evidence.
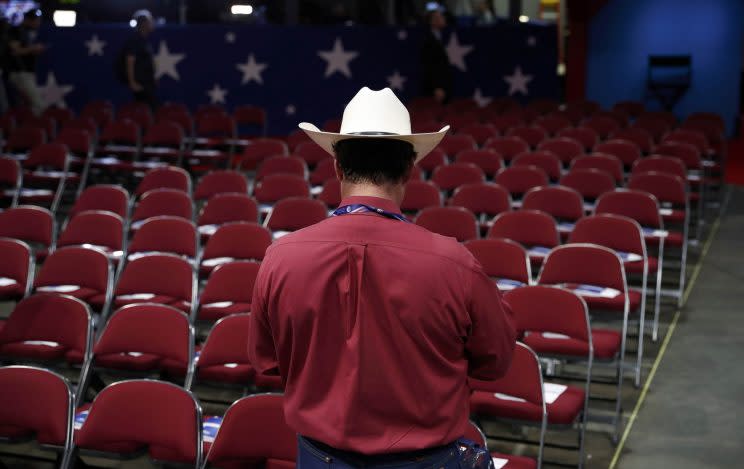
[419,4,453,104]
[119,10,157,109]
[0,18,11,114]
[8,9,45,115]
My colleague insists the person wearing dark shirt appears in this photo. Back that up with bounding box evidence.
[8,9,44,115]
[419,7,453,103]
[121,10,156,108]
[248,87,516,469]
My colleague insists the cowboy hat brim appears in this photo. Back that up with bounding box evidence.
[298,122,450,164]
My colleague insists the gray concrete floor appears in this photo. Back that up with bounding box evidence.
[615,187,744,468]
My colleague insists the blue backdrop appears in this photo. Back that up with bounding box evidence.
[586,0,744,135]
[33,23,558,135]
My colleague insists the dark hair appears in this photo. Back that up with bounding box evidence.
[333,138,416,185]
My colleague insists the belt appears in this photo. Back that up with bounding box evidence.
[302,436,455,465]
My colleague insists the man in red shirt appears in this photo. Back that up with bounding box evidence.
[248,87,516,469]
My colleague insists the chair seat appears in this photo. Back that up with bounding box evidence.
[624,256,659,274]
[521,328,620,360]
[113,294,178,308]
[35,286,101,301]
[95,352,162,371]
[470,383,585,425]
[576,288,642,312]
[255,374,284,390]
[662,209,687,224]
[198,364,255,384]
[0,341,81,363]
[198,302,251,321]
[0,280,24,300]
[491,452,537,469]
[644,230,684,248]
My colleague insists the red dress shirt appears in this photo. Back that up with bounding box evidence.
[248,195,516,455]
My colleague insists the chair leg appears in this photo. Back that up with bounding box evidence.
[634,307,646,388]
[652,265,663,341]
[678,241,688,307]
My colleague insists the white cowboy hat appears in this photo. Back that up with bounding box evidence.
[298,87,449,163]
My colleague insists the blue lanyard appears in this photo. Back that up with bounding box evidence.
[332,204,410,223]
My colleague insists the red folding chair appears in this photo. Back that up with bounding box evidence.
[507,125,547,148]
[444,112,479,133]
[57,210,124,261]
[417,147,447,173]
[317,178,341,208]
[204,394,296,468]
[33,246,112,314]
[465,238,530,289]
[0,294,93,385]
[19,143,74,213]
[437,134,477,158]
[0,205,55,260]
[534,114,572,136]
[197,193,258,240]
[0,365,75,467]
[570,153,624,184]
[128,216,198,262]
[581,116,619,140]
[431,162,485,193]
[455,149,503,178]
[0,238,33,302]
[186,113,236,168]
[488,210,559,267]
[138,121,185,167]
[130,189,194,230]
[536,244,634,440]
[193,313,254,386]
[239,138,288,170]
[401,180,441,215]
[483,136,529,163]
[309,157,336,187]
[536,137,584,166]
[3,126,46,159]
[194,170,248,201]
[415,206,478,242]
[522,185,584,235]
[197,261,258,322]
[559,168,616,205]
[594,139,642,168]
[93,119,140,170]
[294,141,330,168]
[68,185,129,220]
[78,303,195,396]
[234,104,267,136]
[72,379,202,468]
[459,123,498,146]
[107,253,196,318]
[486,115,524,135]
[449,182,511,231]
[200,221,271,275]
[567,215,651,386]
[134,166,191,197]
[593,110,629,128]
[256,155,308,181]
[512,151,562,181]
[557,127,599,152]
[265,197,327,239]
[494,166,548,201]
[54,128,93,173]
[608,128,653,154]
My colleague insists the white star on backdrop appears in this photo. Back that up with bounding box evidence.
[84,35,106,56]
[318,38,358,78]
[445,33,473,72]
[473,88,492,108]
[154,41,185,81]
[236,54,268,85]
[207,84,228,104]
[386,70,407,91]
[286,105,296,116]
[39,72,74,108]
[527,36,537,47]
[503,66,533,96]
[397,30,408,40]
[225,32,236,43]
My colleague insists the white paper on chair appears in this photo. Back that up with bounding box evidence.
[491,458,509,469]
[129,220,147,231]
[22,340,59,347]
[203,301,234,308]
[143,146,175,155]
[201,257,235,268]
[310,186,324,196]
[198,224,219,236]
[273,230,291,239]
[496,279,524,291]
[0,277,17,287]
[223,363,239,368]
[37,285,80,293]
[543,383,568,404]
[527,246,551,257]
[568,284,622,298]
[617,251,643,263]
[190,149,222,157]
[542,332,571,340]
[33,170,68,178]
[641,228,669,238]
[557,222,575,233]
[20,189,52,196]
[493,393,527,403]
[659,208,673,216]
[117,293,155,301]
[126,352,144,357]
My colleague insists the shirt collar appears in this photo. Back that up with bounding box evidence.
[338,196,403,216]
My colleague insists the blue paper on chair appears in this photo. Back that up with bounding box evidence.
[496,279,524,291]
[203,416,223,443]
